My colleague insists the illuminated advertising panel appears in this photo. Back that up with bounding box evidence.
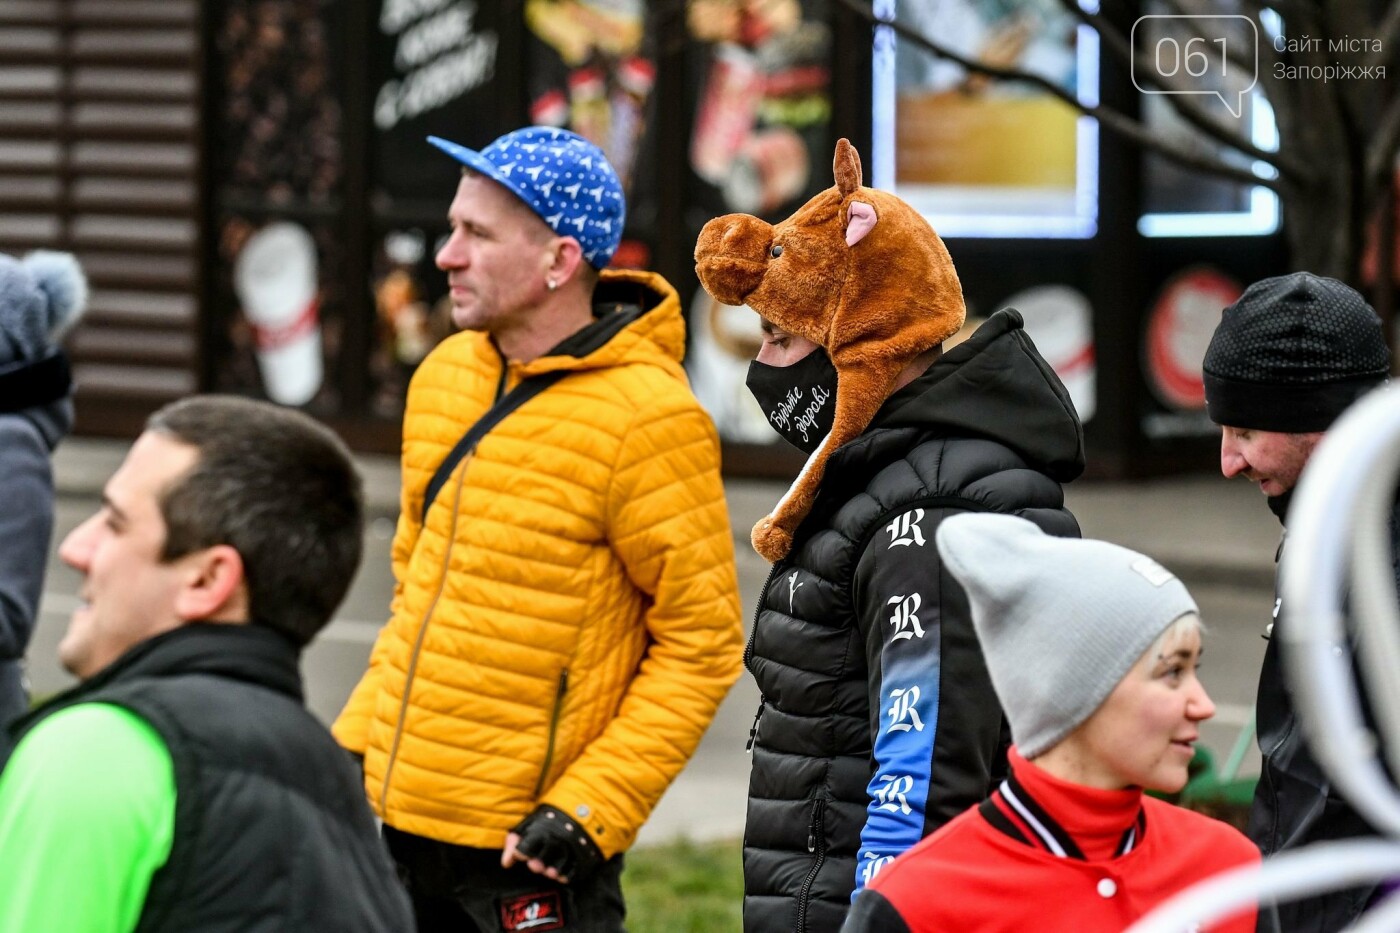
[1136,10,1279,237]
[870,0,1100,238]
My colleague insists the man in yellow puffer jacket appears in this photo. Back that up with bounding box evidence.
[333,127,744,931]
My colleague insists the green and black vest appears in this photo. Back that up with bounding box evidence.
[8,624,413,932]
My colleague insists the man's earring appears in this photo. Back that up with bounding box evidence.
[547,278,557,292]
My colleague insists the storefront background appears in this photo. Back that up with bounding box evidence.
[14,0,1289,475]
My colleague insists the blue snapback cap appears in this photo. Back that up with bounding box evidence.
[428,127,625,270]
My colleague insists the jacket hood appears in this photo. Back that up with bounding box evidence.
[517,269,687,382]
[871,308,1086,482]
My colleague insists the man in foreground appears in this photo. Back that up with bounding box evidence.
[0,395,413,932]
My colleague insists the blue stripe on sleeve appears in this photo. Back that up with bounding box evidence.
[854,648,940,894]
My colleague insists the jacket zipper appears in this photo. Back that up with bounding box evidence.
[533,668,570,798]
[795,797,827,933]
[745,700,766,753]
[379,455,472,813]
[743,563,780,671]
[743,564,780,753]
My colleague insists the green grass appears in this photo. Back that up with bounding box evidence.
[622,837,743,932]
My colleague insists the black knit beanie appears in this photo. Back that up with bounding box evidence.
[1203,272,1391,432]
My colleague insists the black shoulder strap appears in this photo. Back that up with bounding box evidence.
[422,370,568,521]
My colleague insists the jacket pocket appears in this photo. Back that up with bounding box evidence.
[533,668,569,798]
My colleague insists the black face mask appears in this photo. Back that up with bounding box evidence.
[745,347,839,454]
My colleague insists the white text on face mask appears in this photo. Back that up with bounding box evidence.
[768,384,831,442]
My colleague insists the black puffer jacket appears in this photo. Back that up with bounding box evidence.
[742,310,1084,932]
[1250,496,1400,933]
[7,624,415,932]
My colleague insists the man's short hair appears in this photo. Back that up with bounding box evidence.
[145,395,364,646]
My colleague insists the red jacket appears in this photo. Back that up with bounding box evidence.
[846,750,1260,932]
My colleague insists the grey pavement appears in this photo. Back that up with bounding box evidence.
[38,437,1283,847]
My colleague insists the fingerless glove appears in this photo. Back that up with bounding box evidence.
[510,805,604,880]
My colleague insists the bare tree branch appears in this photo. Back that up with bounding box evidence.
[1156,0,1272,76]
[831,0,1288,191]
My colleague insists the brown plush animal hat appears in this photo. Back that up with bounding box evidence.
[695,139,966,562]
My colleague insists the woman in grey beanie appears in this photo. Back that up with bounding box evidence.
[0,250,87,744]
[845,514,1259,933]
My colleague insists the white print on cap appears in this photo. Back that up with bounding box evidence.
[1129,556,1176,588]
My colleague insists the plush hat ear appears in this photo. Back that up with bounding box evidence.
[834,138,862,196]
[845,201,877,246]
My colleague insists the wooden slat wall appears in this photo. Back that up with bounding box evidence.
[0,0,201,435]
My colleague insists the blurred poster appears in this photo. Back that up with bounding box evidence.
[212,216,345,412]
[686,288,776,444]
[372,0,505,201]
[1004,285,1096,422]
[871,0,1098,237]
[214,0,343,205]
[945,285,1096,423]
[682,0,831,448]
[686,0,832,222]
[368,0,506,413]
[210,2,346,411]
[1141,266,1241,438]
[525,0,658,266]
[369,229,459,418]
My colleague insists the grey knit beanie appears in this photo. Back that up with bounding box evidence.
[0,250,88,366]
[1202,272,1390,433]
[935,514,1199,758]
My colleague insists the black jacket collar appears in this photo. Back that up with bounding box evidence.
[22,624,303,724]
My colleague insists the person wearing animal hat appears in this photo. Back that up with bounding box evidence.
[695,139,1086,930]
[844,515,1259,933]
[0,250,86,742]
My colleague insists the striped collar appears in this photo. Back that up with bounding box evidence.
[980,768,1147,861]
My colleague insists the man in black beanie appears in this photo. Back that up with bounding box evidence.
[1203,271,1394,932]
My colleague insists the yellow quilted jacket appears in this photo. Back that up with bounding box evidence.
[334,270,743,858]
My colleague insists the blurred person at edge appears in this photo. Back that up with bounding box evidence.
[0,396,414,932]
[845,515,1259,933]
[1202,272,1395,933]
[0,250,86,746]
[333,126,743,932]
